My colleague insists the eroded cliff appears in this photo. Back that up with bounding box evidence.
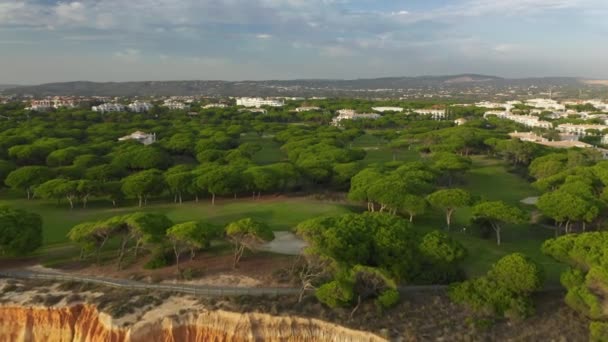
[0,304,386,342]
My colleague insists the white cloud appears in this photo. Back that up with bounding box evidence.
[55,2,86,24]
[256,34,273,39]
[493,44,521,53]
[113,49,141,62]
[320,46,355,57]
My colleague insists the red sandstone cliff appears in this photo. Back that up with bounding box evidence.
[0,304,386,342]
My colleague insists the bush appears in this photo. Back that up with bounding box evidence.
[560,268,585,289]
[375,289,400,310]
[315,280,353,308]
[488,253,543,293]
[590,322,608,342]
[449,253,542,320]
[144,247,173,269]
[419,231,467,265]
[565,285,604,320]
[181,267,198,280]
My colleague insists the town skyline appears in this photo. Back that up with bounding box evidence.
[2,0,608,84]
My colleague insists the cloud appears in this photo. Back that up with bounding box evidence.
[319,46,355,57]
[55,2,86,24]
[113,49,141,62]
[256,34,272,39]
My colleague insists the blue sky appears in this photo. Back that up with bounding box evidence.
[1,0,607,84]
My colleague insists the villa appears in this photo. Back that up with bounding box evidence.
[118,131,157,145]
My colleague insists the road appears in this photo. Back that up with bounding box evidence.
[0,268,451,297]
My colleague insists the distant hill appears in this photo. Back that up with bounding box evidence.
[0,84,23,91]
[1,74,598,97]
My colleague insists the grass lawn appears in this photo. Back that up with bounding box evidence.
[414,156,563,285]
[0,194,353,247]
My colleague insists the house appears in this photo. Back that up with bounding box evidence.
[118,131,156,145]
[556,123,608,136]
[412,109,446,119]
[128,101,153,113]
[454,118,468,126]
[485,111,552,129]
[236,97,284,108]
[295,106,321,112]
[332,109,380,126]
[510,131,594,149]
[239,108,267,114]
[202,103,228,109]
[372,106,403,113]
[163,100,189,110]
[92,103,126,113]
[26,99,53,111]
[525,98,565,111]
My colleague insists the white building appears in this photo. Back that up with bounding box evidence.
[525,99,565,111]
[485,111,552,129]
[454,118,468,126]
[510,131,594,149]
[557,123,608,136]
[163,100,189,110]
[118,131,156,145]
[412,109,446,119]
[587,100,608,111]
[332,109,380,126]
[372,106,403,113]
[128,101,153,113]
[236,97,284,108]
[92,103,126,113]
[202,103,228,109]
[26,99,53,111]
[295,106,321,112]
[239,108,267,114]
[475,101,505,109]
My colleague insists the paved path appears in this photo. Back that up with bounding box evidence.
[0,269,452,297]
[0,269,299,297]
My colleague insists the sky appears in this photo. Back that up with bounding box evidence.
[1,0,608,84]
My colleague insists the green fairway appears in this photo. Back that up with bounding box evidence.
[0,194,353,246]
[414,156,563,284]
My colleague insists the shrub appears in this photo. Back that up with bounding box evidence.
[449,253,542,320]
[144,247,173,269]
[590,322,608,342]
[565,285,604,320]
[315,280,353,308]
[375,289,400,310]
[560,268,585,289]
[488,253,544,293]
[419,231,467,265]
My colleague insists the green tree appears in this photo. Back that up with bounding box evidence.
[167,221,218,273]
[0,160,16,185]
[225,218,274,268]
[400,194,427,222]
[449,253,543,320]
[5,166,53,199]
[121,169,165,207]
[0,206,43,256]
[472,201,527,245]
[34,178,78,209]
[432,152,472,186]
[165,171,194,204]
[488,253,544,293]
[426,189,472,230]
